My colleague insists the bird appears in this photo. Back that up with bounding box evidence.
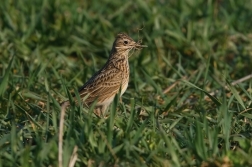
[61,33,147,117]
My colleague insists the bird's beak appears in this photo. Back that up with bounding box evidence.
[134,42,148,49]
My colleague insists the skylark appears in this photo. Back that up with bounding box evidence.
[62,33,147,116]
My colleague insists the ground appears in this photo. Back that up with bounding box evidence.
[0,0,252,166]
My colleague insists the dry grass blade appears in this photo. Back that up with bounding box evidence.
[204,74,252,100]
[68,146,78,167]
[58,103,67,167]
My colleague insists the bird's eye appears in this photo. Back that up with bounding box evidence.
[124,40,128,45]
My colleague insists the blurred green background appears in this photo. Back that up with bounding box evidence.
[1,0,252,166]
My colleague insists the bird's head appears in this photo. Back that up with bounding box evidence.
[112,33,147,54]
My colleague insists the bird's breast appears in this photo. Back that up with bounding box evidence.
[120,60,129,95]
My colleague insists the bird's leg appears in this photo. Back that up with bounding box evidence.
[100,105,108,118]
[94,105,108,118]
[94,107,102,117]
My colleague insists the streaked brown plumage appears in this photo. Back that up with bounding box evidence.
[62,33,147,116]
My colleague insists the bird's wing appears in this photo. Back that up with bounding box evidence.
[78,67,125,105]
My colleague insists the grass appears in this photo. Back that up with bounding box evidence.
[1,0,252,166]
